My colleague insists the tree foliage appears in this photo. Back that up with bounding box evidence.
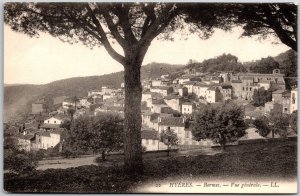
[5,2,296,174]
[192,101,247,149]
[253,116,271,137]
[269,112,290,138]
[160,128,179,156]
[252,87,272,106]
[65,113,124,161]
[229,3,297,51]
[289,110,297,133]
[187,53,246,73]
[246,57,280,74]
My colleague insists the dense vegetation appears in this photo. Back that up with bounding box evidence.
[4,140,297,193]
[187,54,247,73]
[192,101,247,149]
[64,113,124,161]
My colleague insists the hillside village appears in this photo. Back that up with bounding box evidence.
[9,64,297,153]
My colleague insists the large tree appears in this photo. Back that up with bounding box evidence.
[4,2,233,174]
[191,101,247,149]
[230,3,297,51]
[65,113,123,160]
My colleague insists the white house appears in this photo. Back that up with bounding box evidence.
[79,98,92,108]
[103,94,113,101]
[182,81,198,94]
[17,134,35,152]
[158,116,186,144]
[151,79,162,87]
[164,95,183,112]
[193,83,210,98]
[181,102,195,114]
[141,129,167,151]
[206,86,222,103]
[32,131,61,150]
[44,116,63,125]
[88,90,103,97]
[62,99,75,109]
[150,86,173,96]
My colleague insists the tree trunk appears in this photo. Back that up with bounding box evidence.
[101,150,106,161]
[123,59,143,175]
[222,144,226,150]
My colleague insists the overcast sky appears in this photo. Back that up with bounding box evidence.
[4,25,289,85]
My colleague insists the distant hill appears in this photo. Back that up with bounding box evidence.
[4,62,184,122]
[186,53,247,73]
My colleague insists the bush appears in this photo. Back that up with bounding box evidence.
[4,150,41,173]
[61,149,80,158]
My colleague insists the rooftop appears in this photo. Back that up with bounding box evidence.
[159,117,185,127]
[272,89,286,94]
[141,129,159,140]
[231,80,242,83]
[164,95,182,100]
[40,124,60,129]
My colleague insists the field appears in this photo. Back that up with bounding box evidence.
[4,139,297,193]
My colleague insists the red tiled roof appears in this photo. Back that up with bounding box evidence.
[141,129,159,140]
[159,117,185,127]
[231,80,242,83]
[152,99,166,104]
[182,102,193,105]
[164,95,182,100]
[40,124,60,129]
[17,134,35,140]
[182,81,198,85]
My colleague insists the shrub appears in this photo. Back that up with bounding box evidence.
[4,150,41,173]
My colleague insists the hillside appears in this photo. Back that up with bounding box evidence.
[4,62,184,122]
[186,53,247,73]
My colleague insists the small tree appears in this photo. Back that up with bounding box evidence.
[67,108,76,122]
[252,87,272,107]
[269,112,290,138]
[160,129,178,156]
[192,101,247,150]
[289,110,297,134]
[60,119,72,131]
[65,113,124,161]
[253,116,271,137]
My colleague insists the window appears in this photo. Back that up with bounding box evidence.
[250,87,252,91]
[54,121,56,124]
[48,120,49,123]
[146,139,149,145]
[242,87,245,91]
[152,140,156,145]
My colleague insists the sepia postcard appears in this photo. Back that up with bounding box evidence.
[3,2,297,194]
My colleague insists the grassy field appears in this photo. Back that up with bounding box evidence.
[4,140,297,193]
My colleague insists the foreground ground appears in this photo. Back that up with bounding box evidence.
[4,140,297,193]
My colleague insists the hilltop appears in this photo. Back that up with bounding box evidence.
[4,62,184,122]
[4,49,296,122]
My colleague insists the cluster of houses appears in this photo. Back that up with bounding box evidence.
[16,68,297,152]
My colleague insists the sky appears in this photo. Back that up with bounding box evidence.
[4,25,290,85]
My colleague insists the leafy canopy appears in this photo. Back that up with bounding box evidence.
[65,113,124,154]
[4,3,236,65]
[192,101,247,147]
